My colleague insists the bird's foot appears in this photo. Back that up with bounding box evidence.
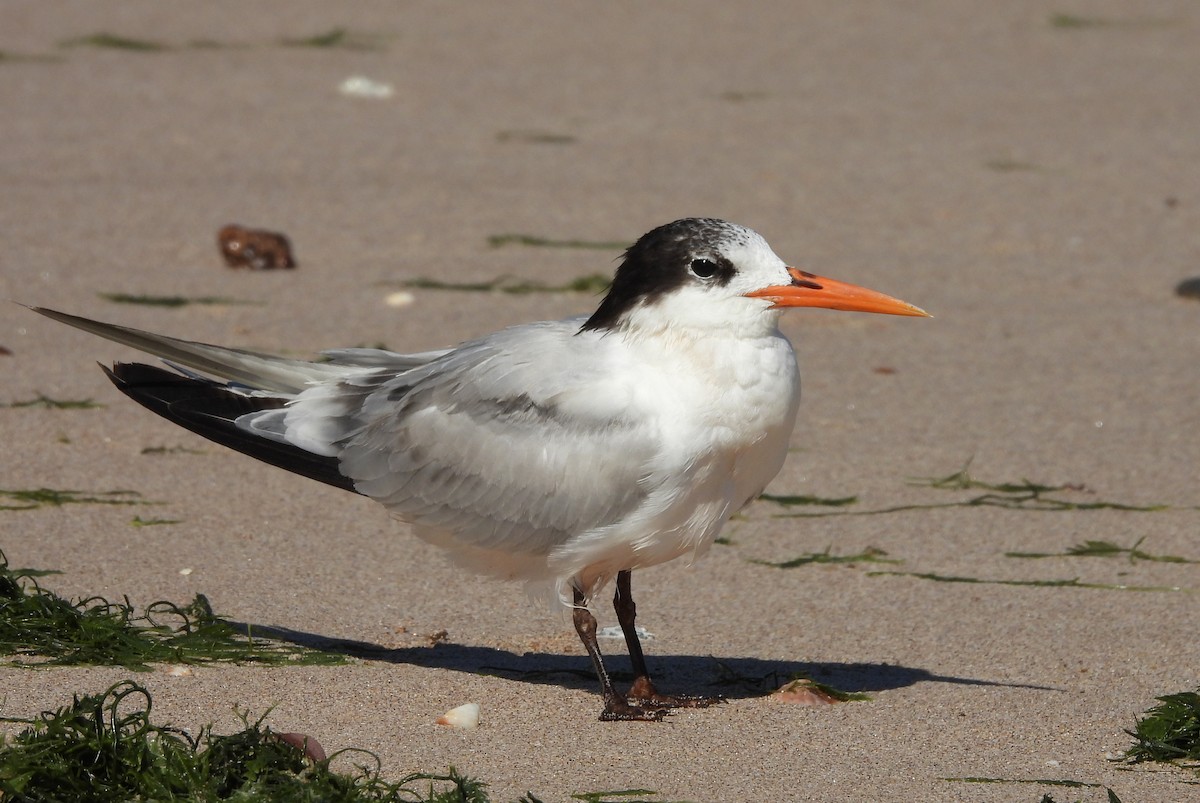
[624,676,725,711]
[592,679,723,721]
[597,696,669,722]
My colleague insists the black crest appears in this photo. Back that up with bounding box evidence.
[581,218,745,332]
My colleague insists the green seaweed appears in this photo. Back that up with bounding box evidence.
[759,492,857,507]
[907,464,1166,511]
[777,676,872,703]
[0,50,63,63]
[773,462,1169,518]
[985,159,1043,172]
[395,274,611,295]
[1049,13,1173,30]
[1007,537,1199,565]
[141,444,205,455]
[0,680,491,801]
[99,293,257,308]
[496,130,578,144]
[130,515,181,527]
[487,233,628,251]
[0,550,345,669]
[942,776,1101,787]
[0,487,147,511]
[867,570,1186,593]
[570,791,692,803]
[59,33,168,51]
[752,545,899,569]
[1123,690,1200,767]
[1,394,103,409]
[280,28,387,50]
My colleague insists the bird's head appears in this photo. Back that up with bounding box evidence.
[580,218,928,337]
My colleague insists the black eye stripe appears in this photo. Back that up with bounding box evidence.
[580,218,749,332]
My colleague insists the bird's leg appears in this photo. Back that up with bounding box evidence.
[572,586,665,721]
[613,570,654,695]
[613,570,721,709]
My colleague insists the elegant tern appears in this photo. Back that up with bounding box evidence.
[31,218,928,720]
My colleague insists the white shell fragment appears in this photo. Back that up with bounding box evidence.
[162,664,193,677]
[436,702,480,729]
[338,75,394,99]
[385,291,415,308]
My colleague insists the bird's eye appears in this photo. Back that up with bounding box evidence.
[690,258,719,279]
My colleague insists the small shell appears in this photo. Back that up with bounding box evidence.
[436,703,480,729]
[772,679,839,706]
[385,291,415,308]
[161,664,193,677]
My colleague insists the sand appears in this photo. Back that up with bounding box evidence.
[3,2,1199,801]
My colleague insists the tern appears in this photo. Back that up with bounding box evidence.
[30,218,928,720]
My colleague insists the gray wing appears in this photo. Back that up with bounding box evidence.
[280,321,659,558]
[29,306,356,394]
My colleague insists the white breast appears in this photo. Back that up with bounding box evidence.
[545,326,800,601]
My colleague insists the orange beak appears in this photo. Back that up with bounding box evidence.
[746,267,930,317]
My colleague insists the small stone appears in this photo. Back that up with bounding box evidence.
[218,225,296,270]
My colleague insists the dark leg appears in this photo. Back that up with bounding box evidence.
[613,570,721,709]
[571,586,665,721]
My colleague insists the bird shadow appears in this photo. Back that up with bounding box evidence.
[236,621,1062,699]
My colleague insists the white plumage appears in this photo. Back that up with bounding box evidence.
[31,218,926,720]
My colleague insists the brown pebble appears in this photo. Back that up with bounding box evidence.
[271,731,327,762]
[218,224,296,270]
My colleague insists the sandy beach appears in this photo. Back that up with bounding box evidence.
[3,2,1199,800]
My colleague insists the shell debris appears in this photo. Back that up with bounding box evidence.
[436,702,480,729]
[385,291,415,308]
[339,75,394,99]
[772,678,840,706]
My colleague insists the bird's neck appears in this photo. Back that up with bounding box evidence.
[613,294,784,344]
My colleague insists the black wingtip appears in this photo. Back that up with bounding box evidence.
[104,362,359,494]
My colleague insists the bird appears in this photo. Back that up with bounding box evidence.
[30,218,929,720]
